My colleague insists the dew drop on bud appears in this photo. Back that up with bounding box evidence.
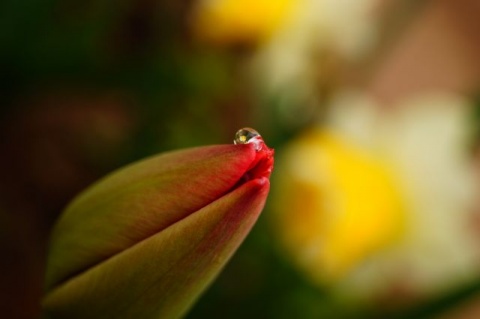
[234,127,263,151]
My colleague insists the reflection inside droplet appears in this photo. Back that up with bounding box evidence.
[234,127,263,151]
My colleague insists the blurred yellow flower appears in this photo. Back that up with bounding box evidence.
[274,129,404,282]
[191,0,296,45]
[273,92,479,301]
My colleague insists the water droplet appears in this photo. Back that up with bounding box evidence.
[234,127,263,151]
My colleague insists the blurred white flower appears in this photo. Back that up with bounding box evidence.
[252,0,379,96]
[338,93,478,300]
[274,91,480,303]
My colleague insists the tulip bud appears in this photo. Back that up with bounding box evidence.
[43,142,273,318]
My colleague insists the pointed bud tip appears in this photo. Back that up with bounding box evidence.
[237,139,274,183]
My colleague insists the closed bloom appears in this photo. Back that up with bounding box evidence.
[43,140,274,318]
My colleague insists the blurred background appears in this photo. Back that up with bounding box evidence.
[2,0,480,318]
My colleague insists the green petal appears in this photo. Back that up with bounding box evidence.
[43,178,269,319]
[43,144,272,318]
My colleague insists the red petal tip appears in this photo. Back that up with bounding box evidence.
[239,139,274,183]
